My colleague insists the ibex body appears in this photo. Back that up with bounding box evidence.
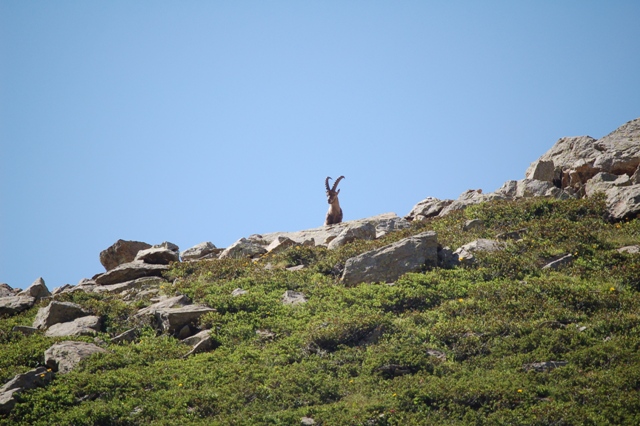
[325,176,345,226]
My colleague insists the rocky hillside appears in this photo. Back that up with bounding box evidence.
[1,118,640,425]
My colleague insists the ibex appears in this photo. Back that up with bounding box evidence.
[324,175,345,225]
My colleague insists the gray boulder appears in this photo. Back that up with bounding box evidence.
[463,219,484,232]
[231,288,248,297]
[0,367,54,414]
[266,236,298,254]
[44,315,102,337]
[52,284,74,295]
[618,245,640,254]
[439,190,488,217]
[0,296,36,316]
[149,305,215,336]
[134,295,214,336]
[342,231,438,286]
[515,179,556,198]
[526,159,556,182]
[33,301,87,329]
[327,222,376,250]
[135,295,191,317]
[100,239,152,271]
[110,328,140,344]
[281,290,307,305]
[493,180,519,199]
[219,238,267,259]
[454,239,503,264]
[374,216,412,238]
[17,277,51,301]
[405,197,453,222]
[182,329,217,357]
[523,360,568,372]
[181,242,220,261]
[134,246,179,265]
[603,185,640,220]
[12,325,38,336]
[95,262,169,285]
[44,341,107,374]
[585,172,631,197]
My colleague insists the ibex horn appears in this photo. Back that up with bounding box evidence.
[325,176,332,192]
[332,176,345,192]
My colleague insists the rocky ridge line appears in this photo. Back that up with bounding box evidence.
[2,117,640,414]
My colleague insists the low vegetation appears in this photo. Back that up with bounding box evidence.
[2,195,640,425]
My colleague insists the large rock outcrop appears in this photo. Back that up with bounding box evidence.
[406,117,640,221]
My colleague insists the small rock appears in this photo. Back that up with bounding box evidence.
[405,197,453,221]
[231,288,248,297]
[181,242,221,261]
[301,417,316,426]
[542,254,574,270]
[454,239,503,264]
[523,361,568,372]
[266,236,298,254]
[327,222,376,250]
[12,325,38,336]
[111,328,140,344]
[218,238,267,259]
[286,265,306,272]
[617,245,640,254]
[182,330,217,357]
[256,329,276,340]
[134,247,179,265]
[426,348,447,360]
[463,219,484,232]
[439,190,487,217]
[52,284,74,295]
[282,290,307,305]
[374,216,411,238]
[138,301,215,336]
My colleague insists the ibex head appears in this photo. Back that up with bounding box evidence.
[325,176,345,204]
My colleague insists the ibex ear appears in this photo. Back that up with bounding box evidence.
[336,189,340,195]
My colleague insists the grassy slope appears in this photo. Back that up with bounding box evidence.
[2,195,640,425]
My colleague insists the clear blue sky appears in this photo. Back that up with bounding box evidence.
[2,1,639,289]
